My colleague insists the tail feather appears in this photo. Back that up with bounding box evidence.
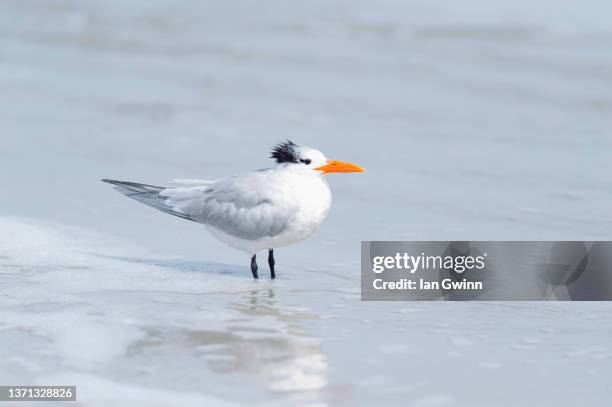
[102,179,194,221]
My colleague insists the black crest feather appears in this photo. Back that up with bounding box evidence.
[271,140,299,164]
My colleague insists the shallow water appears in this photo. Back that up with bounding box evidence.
[1,1,612,406]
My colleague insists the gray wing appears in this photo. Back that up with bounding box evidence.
[103,173,297,241]
[161,172,297,240]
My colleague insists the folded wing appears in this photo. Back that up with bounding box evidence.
[169,172,299,240]
[104,172,296,241]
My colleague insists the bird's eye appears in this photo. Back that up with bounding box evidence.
[300,159,312,165]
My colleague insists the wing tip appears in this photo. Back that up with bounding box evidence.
[102,179,125,186]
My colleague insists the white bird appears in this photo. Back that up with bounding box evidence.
[102,140,365,279]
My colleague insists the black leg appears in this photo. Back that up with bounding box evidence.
[268,249,276,279]
[251,254,258,279]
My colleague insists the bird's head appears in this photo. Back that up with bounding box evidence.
[271,140,365,175]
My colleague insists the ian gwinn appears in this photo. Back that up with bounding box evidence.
[372,278,483,291]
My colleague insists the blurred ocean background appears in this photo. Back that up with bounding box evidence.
[1,1,612,406]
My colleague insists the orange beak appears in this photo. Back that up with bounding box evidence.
[315,160,365,174]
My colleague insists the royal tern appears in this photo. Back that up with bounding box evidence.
[102,140,364,279]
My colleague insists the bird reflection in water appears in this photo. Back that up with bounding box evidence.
[215,287,328,393]
[132,287,328,395]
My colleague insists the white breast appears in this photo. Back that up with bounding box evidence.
[285,172,332,236]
